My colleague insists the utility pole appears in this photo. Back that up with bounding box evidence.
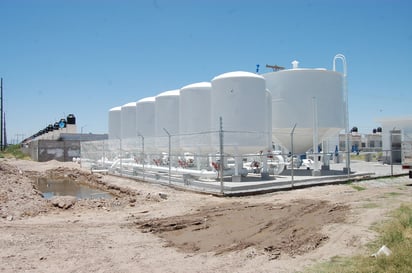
[3,112,6,148]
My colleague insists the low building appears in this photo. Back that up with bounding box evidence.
[21,114,109,162]
[339,132,363,152]
[22,133,108,162]
[377,117,412,164]
[363,130,383,152]
[339,127,383,153]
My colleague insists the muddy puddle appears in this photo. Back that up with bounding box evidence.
[35,177,113,200]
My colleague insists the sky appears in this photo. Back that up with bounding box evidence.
[0,0,411,144]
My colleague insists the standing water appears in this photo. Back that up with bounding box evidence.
[35,177,113,200]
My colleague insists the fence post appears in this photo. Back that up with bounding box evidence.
[137,132,145,181]
[119,138,123,176]
[219,117,224,194]
[290,123,297,187]
[163,128,172,185]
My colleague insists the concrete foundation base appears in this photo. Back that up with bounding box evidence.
[321,165,330,171]
[183,174,191,185]
[312,170,321,176]
[261,172,270,180]
[232,175,242,182]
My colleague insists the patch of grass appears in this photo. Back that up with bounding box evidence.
[375,176,398,182]
[350,184,366,191]
[306,255,357,273]
[362,202,380,209]
[385,192,404,197]
[349,152,380,162]
[0,144,30,160]
[305,203,412,273]
[350,154,362,160]
[378,192,405,199]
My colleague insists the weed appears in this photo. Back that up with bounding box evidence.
[351,184,366,191]
[362,202,379,209]
[305,203,412,273]
[0,144,30,160]
[385,192,403,197]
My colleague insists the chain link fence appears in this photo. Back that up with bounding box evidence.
[80,130,406,194]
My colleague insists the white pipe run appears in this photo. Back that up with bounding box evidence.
[107,158,249,178]
[91,154,286,179]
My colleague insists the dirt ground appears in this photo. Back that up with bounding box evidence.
[1,158,411,273]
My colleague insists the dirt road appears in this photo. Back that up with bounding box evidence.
[1,158,411,273]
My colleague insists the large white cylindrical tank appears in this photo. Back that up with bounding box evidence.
[263,68,344,154]
[179,82,212,153]
[136,96,156,152]
[108,106,122,139]
[265,89,273,150]
[136,97,155,137]
[155,89,180,151]
[120,101,137,140]
[211,71,270,155]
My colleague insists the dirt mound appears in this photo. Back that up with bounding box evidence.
[0,161,49,219]
[2,159,411,273]
[134,199,349,259]
[0,160,167,220]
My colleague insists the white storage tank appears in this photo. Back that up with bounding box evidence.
[121,101,138,140]
[108,106,122,139]
[155,89,180,151]
[136,97,155,137]
[179,82,212,153]
[211,71,270,155]
[136,96,156,152]
[263,64,344,154]
[265,89,273,150]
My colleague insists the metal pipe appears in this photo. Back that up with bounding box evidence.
[107,160,249,178]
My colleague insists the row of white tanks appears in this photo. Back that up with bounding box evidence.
[109,60,344,157]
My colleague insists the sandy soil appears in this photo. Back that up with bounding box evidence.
[1,158,411,273]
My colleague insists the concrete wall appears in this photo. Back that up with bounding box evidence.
[26,140,80,162]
